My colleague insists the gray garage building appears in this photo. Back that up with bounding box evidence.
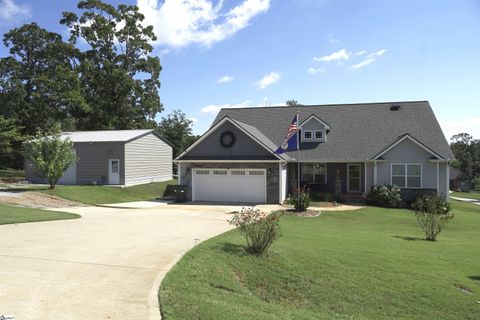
[26,130,173,186]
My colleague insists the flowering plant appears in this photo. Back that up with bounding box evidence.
[229,207,282,255]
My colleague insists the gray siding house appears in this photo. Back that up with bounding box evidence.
[26,130,172,186]
[175,101,453,204]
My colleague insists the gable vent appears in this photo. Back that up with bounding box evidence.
[390,105,401,111]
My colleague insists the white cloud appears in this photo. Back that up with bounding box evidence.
[201,101,259,114]
[368,49,387,58]
[350,58,375,70]
[137,0,270,48]
[217,75,234,83]
[439,116,480,141]
[313,49,350,62]
[355,50,366,56]
[350,49,387,70]
[0,0,31,24]
[253,71,280,89]
[307,67,326,75]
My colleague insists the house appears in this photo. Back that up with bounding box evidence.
[26,130,172,186]
[175,101,454,204]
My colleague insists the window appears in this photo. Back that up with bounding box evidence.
[231,170,246,175]
[213,170,227,175]
[303,130,312,139]
[301,163,326,184]
[315,130,323,139]
[196,170,210,175]
[391,164,421,188]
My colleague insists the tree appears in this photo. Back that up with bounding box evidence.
[0,23,86,136]
[156,110,196,158]
[450,133,480,191]
[24,127,77,189]
[61,0,162,130]
[286,99,303,106]
[0,116,23,168]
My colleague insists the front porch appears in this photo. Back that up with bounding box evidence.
[287,162,368,201]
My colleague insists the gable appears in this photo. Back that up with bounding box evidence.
[179,121,278,160]
[381,138,434,162]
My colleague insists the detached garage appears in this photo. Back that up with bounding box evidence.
[26,130,173,186]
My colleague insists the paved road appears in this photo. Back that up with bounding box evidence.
[0,204,240,320]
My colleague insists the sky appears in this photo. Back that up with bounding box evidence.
[1,0,479,140]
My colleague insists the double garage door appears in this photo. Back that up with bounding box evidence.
[192,168,266,203]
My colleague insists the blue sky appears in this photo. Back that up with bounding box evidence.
[1,0,479,139]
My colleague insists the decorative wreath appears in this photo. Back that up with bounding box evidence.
[220,131,236,148]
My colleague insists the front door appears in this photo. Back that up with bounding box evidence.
[108,159,120,185]
[347,164,361,193]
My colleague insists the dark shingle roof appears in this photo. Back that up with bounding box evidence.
[213,101,453,161]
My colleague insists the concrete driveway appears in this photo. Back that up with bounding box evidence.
[0,203,241,320]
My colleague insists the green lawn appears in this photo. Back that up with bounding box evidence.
[451,191,480,200]
[159,201,480,320]
[40,180,176,205]
[0,204,80,225]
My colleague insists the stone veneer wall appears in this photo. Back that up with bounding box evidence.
[179,162,280,204]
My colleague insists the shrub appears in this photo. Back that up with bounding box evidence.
[229,207,282,255]
[412,194,454,241]
[288,186,310,212]
[366,184,401,208]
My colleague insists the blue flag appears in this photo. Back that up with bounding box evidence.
[275,114,299,154]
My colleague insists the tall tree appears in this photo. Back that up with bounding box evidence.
[0,116,23,168]
[156,110,197,158]
[450,133,480,191]
[0,23,86,135]
[286,99,303,106]
[61,0,162,130]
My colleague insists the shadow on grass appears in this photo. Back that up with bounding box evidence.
[213,242,246,256]
[393,235,426,241]
[468,275,480,281]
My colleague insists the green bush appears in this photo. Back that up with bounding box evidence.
[471,177,480,191]
[228,207,282,255]
[366,184,401,208]
[288,187,310,212]
[412,194,454,241]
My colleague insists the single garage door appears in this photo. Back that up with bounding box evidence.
[193,168,266,203]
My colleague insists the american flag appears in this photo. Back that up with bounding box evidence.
[274,114,299,154]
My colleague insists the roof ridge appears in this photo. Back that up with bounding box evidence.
[220,100,430,111]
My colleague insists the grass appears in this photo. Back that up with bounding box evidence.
[159,201,480,320]
[40,180,176,205]
[451,191,480,200]
[0,204,80,225]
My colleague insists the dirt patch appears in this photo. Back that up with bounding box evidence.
[285,209,321,217]
[0,191,84,208]
[310,201,337,208]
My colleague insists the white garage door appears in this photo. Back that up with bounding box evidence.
[193,168,266,203]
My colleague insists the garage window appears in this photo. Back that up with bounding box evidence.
[213,170,227,175]
[196,169,210,175]
[231,170,246,175]
[249,170,264,176]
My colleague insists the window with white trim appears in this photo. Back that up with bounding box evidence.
[315,130,323,139]
[303,130,312,139]
[391,164,421,188]
[301,163,326,184]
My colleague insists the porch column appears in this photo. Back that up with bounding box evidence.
[373,161,377,185]
[436,162,440,196]
[364,162,367,195]
[446,164,450,201]
[178,162,182,185]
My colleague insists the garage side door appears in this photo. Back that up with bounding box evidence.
[193,169,266,203]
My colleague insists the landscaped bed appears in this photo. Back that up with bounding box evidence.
[0,204,80,225]
[159,200,480,320]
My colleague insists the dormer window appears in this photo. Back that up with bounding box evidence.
[315,130,323,139]
[303,130,313,140]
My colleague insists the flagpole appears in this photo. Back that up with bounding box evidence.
[297,111,300,206]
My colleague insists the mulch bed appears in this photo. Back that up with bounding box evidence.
[285,209,321,217]
[310,201,337,207]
